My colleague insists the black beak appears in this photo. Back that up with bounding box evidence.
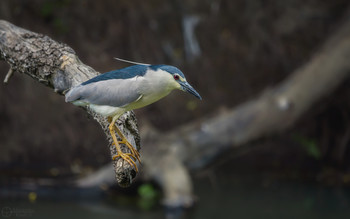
[180,81,202,100]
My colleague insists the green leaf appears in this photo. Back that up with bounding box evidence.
[137,183,159,210]
[293,134,321,160]
[138,183,157,199]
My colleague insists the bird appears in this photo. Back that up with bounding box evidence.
[65,60,201,172]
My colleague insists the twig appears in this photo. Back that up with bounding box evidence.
[3,67,13,84]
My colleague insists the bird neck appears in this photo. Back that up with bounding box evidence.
[142,69,179,94]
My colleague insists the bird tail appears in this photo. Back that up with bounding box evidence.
[64,85,89,107]
[64,86,80,103]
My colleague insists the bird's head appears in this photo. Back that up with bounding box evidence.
[150,65,202,100]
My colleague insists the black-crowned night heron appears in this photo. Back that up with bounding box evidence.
[65,60,201,172]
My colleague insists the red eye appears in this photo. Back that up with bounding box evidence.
[174,74,180,80]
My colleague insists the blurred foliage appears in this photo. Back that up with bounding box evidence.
[137,183,159,210]
[40,0,70,18]
[40,0,71,33]
[293,134,321,160]
[28,192,37,203]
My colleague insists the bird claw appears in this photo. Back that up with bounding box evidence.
[113,152,139,172]
[120,140,141,162]
[112,140,141,163]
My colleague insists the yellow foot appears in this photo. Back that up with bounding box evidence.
[112,152,139,172]
[112,122,141,164]
[108,115,140,173]
[116,139,141,163]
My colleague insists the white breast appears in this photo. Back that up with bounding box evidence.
[89,104,125,117]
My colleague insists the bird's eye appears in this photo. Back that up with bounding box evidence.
[174,74,180,80]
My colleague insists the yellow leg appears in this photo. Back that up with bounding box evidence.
[108,117,141,163]
[109,116,139,172]
[114,126,141,163]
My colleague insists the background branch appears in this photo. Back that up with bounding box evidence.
[139,12,350,206]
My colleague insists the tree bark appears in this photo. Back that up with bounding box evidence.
[0,20,140,187]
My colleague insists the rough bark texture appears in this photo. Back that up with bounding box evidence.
[0,20,140,187]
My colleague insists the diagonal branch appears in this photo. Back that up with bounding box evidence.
[0,20,140,187]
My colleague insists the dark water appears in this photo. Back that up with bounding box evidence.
[193,178,350,219]
[1,178,350,219]
[0,201,161,219]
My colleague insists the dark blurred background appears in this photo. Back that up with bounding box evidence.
[2,0,350,218]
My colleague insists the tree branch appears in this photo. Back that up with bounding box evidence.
[0,20,140,187]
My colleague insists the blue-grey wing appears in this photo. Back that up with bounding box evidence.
[65,77,142,107]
